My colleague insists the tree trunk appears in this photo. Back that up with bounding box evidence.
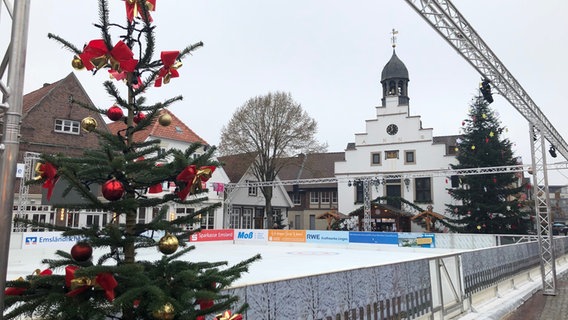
[263,186,274,228]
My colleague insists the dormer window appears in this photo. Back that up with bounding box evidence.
[54,119,80,135]
[175,126,183,133]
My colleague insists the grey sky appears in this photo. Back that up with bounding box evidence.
[24,0,568,184]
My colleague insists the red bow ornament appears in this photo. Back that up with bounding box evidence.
[125,0,156,22]
[4,269,53,296]
[4,277,26,296]
[215,310,243,320]
[79,39,138,73]
[34,162,59,201]
[155,51,181,87]
[65,265,118,301]
[176,165,216,201]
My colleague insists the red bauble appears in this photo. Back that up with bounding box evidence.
[133,112,146,124]
[102,179,125,201]
[71,242,93,262]
[106,105,124,121]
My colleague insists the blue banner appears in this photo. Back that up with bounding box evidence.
[306,230,349,244]
[348,231,399,245]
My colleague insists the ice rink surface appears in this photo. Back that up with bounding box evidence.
[8,241,461,287]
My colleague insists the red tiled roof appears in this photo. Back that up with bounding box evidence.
[22,79,65,115]
[106,109,208,145]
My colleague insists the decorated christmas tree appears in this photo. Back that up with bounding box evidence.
[442,94,532,234]
[4,1,259,319]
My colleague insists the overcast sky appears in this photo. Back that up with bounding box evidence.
[21,0,568,184]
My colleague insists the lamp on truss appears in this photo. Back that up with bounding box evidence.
[480,78,494,104]
[549,145,557,158]
[404,178,410,191]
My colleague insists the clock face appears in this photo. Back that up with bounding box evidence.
[386,124,398,135]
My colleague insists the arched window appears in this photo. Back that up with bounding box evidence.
[388,81,396,95]
[397,80,405,96]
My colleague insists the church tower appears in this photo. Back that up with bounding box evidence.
[380,29,409,107]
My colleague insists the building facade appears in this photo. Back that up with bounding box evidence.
[335,48,459,231]
[8,73,227,232]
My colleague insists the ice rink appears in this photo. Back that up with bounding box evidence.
[7,241,460,287]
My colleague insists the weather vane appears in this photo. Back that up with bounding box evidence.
[391,28,398,48]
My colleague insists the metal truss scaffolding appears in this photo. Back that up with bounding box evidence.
[0,0,32,311]
[403,0,567,295]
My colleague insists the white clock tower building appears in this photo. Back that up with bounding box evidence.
[335,41,459,231]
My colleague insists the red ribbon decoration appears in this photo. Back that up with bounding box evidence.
[196,299,214,320]
[34,162,59,201]
[4,269,53,296]
[79,39,138,73]
[215,310,243,320]
[125,0,156,22]
[155,51,180,87]
[109,69,143,89]
[65,265,118,302]
[176,165,216,201]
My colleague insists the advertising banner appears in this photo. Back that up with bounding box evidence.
[268,229,306,242]
[398,233,436,248]
[234,229,269,244]
[21,232,85,248]
[348,231,399,245]
[306,230,349,244]
[189,229,235,242]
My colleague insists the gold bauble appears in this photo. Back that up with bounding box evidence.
[158,113,172,127]
[72,55,84,70]
[152,302,175,320]
[158,233,179,255]
[81,117,98,132]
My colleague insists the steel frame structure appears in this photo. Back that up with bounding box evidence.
[224,162,568,228]
[0,0,32,313]
[403,0,567,295]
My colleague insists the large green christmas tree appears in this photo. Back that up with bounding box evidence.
[4,1,259,319]
[443,93,532,234]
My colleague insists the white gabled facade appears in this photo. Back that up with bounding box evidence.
[225,164,293,230]
[335,48,459,228]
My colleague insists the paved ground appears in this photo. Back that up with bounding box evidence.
[503,272,568,320]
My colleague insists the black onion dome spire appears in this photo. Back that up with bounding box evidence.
[380,49,410,106]
[381,50,409,82]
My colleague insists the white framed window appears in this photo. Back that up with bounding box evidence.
[310,192,319,204]
[331,191,338,204]
[86,214,100,227]
[405,150,416,164]
[371,152,381,165]
[243,208,253,229]
[54,119,80,134]
[200,209,215,229]
[321,192,330,205]
[176,207,195,230]
[247,181,257,196]
[230,208,241,229]
[415,177,432,203]
[292,193,301,205]
[137,208,146,224]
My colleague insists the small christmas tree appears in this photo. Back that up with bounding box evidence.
[4,1,259,319]
[442,94,531,234]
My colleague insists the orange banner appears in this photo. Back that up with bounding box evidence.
[268,230,306,242]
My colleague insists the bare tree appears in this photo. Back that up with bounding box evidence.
[219,91,327,228]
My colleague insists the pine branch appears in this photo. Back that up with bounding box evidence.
[47,33,83,54]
